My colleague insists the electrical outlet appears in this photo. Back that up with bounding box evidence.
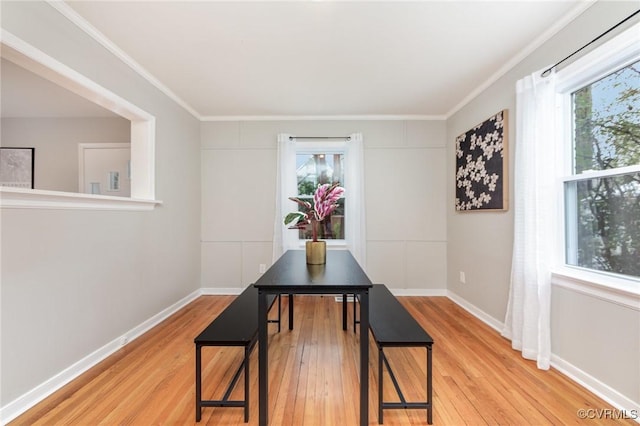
[459,271,466,284]
[259,263,266,273]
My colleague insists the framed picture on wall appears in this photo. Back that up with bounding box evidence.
[0,147,35,189]
[455,109,508,212]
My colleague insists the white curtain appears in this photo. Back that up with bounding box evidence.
[345,133,367,268]
[502,69,559,370]
[272,134,298,262]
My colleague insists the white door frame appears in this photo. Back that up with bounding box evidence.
[78,143,130,194]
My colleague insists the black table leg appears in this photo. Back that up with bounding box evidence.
[359,289,369,426]
[288,293,294,330]
[258,290,269,426]
[342,293,347,330]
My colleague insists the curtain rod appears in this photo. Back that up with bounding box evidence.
[541,8,640,77]
[289,136,351,141]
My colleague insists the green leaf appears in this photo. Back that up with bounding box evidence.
[284,212,305,226]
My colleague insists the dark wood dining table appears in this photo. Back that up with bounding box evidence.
[255,249,372,426]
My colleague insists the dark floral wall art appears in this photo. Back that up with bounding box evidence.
[455,110,508,211]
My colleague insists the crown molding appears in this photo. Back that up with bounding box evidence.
[46,1,202,121]
[445,0,597,119]
[201,114,446,122]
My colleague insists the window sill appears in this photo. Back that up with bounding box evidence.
[0,187,162,211]
[295,240,348,249]
[551,266,640,311]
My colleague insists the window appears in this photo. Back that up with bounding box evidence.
[295,146,346,241]
[274,133,365,264]
[559,28,640,281]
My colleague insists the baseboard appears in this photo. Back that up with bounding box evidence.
[446,291,639,422]
[0,289,202,425]
[200,287,244,295]
[391,288,448,297]
[551,355,640,423]
[446,290,504,332]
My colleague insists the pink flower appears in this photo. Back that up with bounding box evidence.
[313,183,343,221]
[284,182,344,241]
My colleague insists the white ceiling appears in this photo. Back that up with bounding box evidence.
[3,1,590,120]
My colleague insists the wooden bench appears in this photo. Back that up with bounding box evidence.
[354,284,434,424]
[194,285,280,422]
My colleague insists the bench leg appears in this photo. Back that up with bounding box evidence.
[427,344,433,424]
[353,294,358,333]
[267,294,283,332]
[277,294,282,332]
[379,344,432,423]
[244,345,250,422]
[195,344,202,422]
[378,346,383,424]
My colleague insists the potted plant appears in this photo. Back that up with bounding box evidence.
[284,182,344,264]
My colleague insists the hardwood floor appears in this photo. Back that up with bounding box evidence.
[10,295,634,425]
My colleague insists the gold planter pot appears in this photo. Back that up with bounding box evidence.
[305,240,326,265]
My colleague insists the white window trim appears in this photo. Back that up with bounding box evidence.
[562,164,640,182]
[552,22,640,308]
[0,187,159,211]
[551,268,640,311]
[295,141,347,247]
[0,30,161,211]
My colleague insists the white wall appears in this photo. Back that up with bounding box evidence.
[1,117,130,192]
[446,0,639,408]
[201,120,447,292]
[0,1,201,408]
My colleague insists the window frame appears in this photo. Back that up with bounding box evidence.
[552,22,640,309]
[294,141,347,247]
